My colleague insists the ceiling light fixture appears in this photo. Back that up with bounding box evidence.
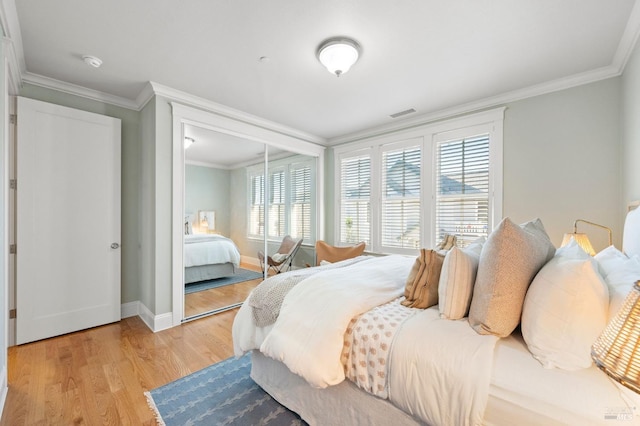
[184,137,195,150]
[317,37,361,77]
[82,55,103,68]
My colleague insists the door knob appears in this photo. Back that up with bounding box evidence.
[111,243,120,249]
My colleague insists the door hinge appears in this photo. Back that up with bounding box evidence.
[9,114,16,125]
[9,309,15,319]
[9,244,15,254]
[9,179,16,190]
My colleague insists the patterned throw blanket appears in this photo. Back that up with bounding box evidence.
[341,298,420,398]
[247,257,369,327]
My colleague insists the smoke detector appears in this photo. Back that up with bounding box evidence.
[82,55,103,68]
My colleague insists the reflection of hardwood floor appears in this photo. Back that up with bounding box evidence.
[184,262,266,318]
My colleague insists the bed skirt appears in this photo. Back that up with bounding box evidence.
[184,262,236,284]
[250,351,421,426]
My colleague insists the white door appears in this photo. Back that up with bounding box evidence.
[16,97,121,345]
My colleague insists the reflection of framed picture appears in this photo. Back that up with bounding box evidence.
[198,210,216,231]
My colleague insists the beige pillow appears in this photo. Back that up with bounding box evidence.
[469,218,555,337]
[402,249,445,309]
[438,237,485,320]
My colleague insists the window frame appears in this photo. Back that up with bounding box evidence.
[333,108,503,254]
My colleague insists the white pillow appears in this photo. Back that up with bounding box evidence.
[438,237,485,320]
[521,243,609,370]
[595,245,628,279]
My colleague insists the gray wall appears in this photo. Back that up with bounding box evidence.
[19,83,143,305]
[139,97,155,312]
[623,38,640,211]
[185,164,231,235]
[503,78,621,251]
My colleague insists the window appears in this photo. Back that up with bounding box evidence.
[334,108,503,253]
[248,156,316,242]
[381,145,421,249]
[249,172,264,236]
[290,163,312,241]
[435,134,490,247]
[268,169,285,238]
[339,153,371,245]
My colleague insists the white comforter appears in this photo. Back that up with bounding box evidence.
[260,255,414,388]
[389,308,498,426]
[183,234,241,268]
[233,254,499,425]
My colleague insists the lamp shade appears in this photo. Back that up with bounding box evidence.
[317,38,360,77]
[592,281,640,394]
[561,233,596,256]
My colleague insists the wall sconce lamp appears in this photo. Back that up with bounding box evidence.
[592,281,640,394]
[561,219,612,256]
[199,210,216,232]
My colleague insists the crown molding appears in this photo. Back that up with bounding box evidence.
[3,38,20,95]
[329,64,621,145]
[0,0,25,73]
[149,81,327,146]
[612,0,640,72]
[185,159,232,170]
[22,72,139,110]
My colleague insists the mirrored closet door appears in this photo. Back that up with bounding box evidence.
[183,124,268,320]
[171,102,325,326]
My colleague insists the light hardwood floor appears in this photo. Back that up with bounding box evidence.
[0,309,239,425]
[184,262,266,318]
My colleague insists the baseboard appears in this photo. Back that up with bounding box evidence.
[122,301,174,333]
[0,365,7,419]
[121,301,139,319]
[241,255,261,268]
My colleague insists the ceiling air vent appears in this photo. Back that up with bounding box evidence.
[389,108,416,119]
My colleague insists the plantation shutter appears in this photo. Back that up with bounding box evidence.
[339,154,371,245]
[268,169,285,238]
[435,134,490,247]
[249,172,265,236]
[381,146,421,249]
[290,163,311,241]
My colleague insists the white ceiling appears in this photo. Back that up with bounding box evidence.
[183,124,287,168]
[10,0,640,146]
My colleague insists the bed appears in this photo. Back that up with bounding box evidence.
[232,205,640,426]
[184,234,241,284]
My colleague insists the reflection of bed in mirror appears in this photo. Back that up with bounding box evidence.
[184,234,241,284]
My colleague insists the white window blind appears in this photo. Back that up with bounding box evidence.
[290,163,311,241]
[268,169,285,238]
[381,146,421,249]
[435,134,490,247]
[339,154,371,245]
[249,172,265,236]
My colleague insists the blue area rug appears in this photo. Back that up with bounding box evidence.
[185,268,263,294]
[146,354,307,425]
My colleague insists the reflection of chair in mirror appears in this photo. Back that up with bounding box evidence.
[315,240,366,266]
[258,235,303,274]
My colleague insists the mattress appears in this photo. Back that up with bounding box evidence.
[484,332,640,425]
[184,234,240,268]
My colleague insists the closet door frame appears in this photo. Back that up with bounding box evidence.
[171,103,325,326]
